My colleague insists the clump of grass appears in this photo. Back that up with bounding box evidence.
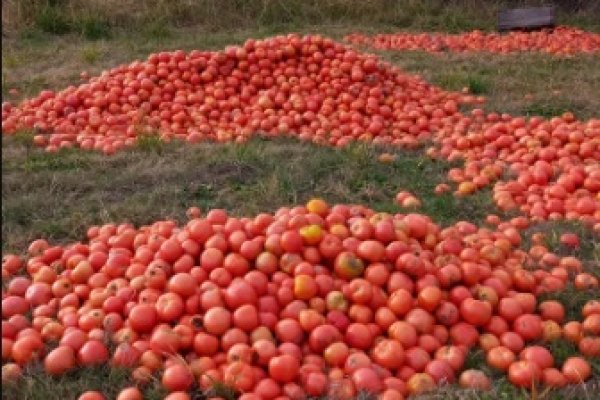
[547,339,580,366]
[12,131,35,150]
[23,149,90,173]
[467,75,489,94]
[434,71,490,94]
[524,101,573,118]
[76,16,111,40]
[34,6,72,35]
[136,133,164,153]
[4,364,131,400]
[142,20,172,41]
[205,381,237,400]
[80,45,102,64]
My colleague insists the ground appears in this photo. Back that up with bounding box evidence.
[2,2,600,399]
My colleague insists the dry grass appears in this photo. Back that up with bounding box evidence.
[2,0,599,40]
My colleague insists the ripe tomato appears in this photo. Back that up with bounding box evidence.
[269,354,300,383]
[508,360,541,388]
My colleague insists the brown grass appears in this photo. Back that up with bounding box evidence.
[2,0,600,38]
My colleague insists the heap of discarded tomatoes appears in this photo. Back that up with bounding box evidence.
[344,26,600,55]
[430,111,600,229]
[2,34,599,227]
[2,200,599,399]
[1,34,478,154]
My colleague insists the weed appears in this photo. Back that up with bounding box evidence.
[77,16,111,40]
[524,101,574,118]
[34,6,72,35]
[80,45,102,64]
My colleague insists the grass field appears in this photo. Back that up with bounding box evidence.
[2,2,600,399]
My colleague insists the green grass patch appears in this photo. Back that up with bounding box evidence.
[80,45,103,64]
[524,101,575,118]
[19,149,91,172]
[1,364,161,400]
[1,136,495,253]
[76,16,111,40]
[141,18,172,41]
[34,6,72,35]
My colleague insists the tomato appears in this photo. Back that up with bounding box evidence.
[486,346,515,371]
[2,363,22,384]
[156,292,185,322]
[582,300,600,317]
[513,314,542,341]
[11,335,44,365]
[449,322,479,347]
[583,313,600,335]
[417,286,442,312]
[434,345,465,371]
[345,323,373,350]
[538,300,565,323]
[519,346,554,369]
[371,339,404,369]
[541,320,562,342]
[269,354,300,383]
[78,391,105,400]
[78,340,109,366]
[459,369,491,390]
[309,324,342,353]
[561,357,591,383]
[293,275,318,300]
[406,373,435,395]
[116,387,142,400]
[224,279,257,309]
[128,304,158,333]
[425,359,455,384]
[497,297,523,322]
[2,296,29,319]
[563,321,583,343]
[168,273,197,297]
[352,367,383,393]
[460,298,492,326]
[162,363,194,391]
[334,252,365,280]
[542,367,567,387]
[44,345,76,375]
[387,288,413,317]
[202,306,231,335]
[508,360,541,388]
[223,361,255,391]
[253,377,282,399]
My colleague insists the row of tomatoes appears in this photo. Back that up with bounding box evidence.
[2,35,599,228]
[344,26,600,55]
[2,200,599,399]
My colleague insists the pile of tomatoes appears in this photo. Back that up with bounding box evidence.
[2,34,599,227]
[430,111,600,229]
[2,32,600,228]
[2,199,599,399]
[1,34,477,154]
[344,26,600,55]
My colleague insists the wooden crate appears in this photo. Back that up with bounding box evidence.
[497,6,556,31]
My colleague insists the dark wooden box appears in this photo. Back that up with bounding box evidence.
[498,6,556,31]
